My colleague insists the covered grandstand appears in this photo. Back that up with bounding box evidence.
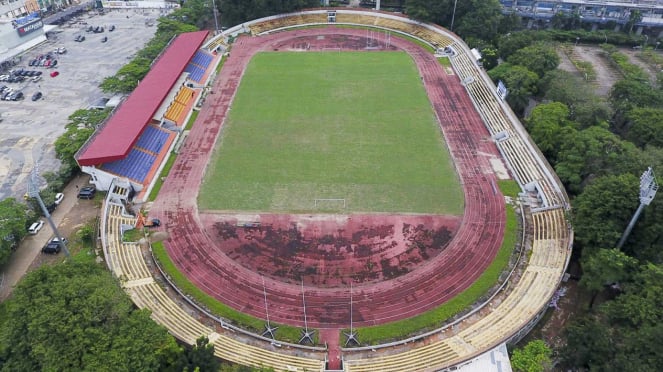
[75,30,219,198]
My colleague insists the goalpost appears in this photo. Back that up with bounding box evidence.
[314,198,346,210]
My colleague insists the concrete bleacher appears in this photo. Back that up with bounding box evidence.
[102,188,326,372]
[345,340,459,372]
[103,148,156,183]
[135,125,170,155]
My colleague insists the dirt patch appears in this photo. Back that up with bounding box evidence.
[268,33,399,52]
[199,213,461,287]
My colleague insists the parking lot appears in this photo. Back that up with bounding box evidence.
[0,9,161,200]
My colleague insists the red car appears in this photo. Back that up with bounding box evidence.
[50,71,59,77]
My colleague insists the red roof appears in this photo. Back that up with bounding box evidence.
[77,31,209,166]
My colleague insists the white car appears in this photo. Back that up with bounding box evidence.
[28,220,44,235]
[32,75,42,83]
[54,192,64,205]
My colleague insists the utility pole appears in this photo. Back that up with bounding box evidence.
[28,166,69,257]
[617,167,658,249]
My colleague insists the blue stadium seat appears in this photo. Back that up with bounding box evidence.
[135,126,170,154]
[102,149,157,183]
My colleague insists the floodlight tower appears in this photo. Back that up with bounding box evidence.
[28,167,70,257]
[211,0,220,35]
[261,276,278,339]
[617,167,658,250]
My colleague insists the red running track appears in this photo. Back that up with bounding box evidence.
[150,28,505,332]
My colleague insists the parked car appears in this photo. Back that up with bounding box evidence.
[50,71,59,78]
[101,36,108,43]
[77,186,96,199]
[74,35,85,42]
[31,91,42,101]
[54,46,67,54]
[109,25,115,31]
[42,237,68,254]
[28,220,44,235]
[32,75,41,83]
[11,92,23,101]
[54,192,64,205]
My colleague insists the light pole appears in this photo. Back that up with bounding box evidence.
[643,34,649,49]
[575,37,580,46]
[656,41,660,50]
[28,168,70,258]
[603,32,608,44]
[450,0,458,32]
[211,0,219,35]
[617,167,658,249]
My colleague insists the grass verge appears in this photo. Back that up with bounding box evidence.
[148,153,177,201]
[151,242,310,344]
[345,200,518,345]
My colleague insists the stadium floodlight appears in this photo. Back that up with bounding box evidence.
[261,276,278,339]
[28,166,70,258]
[211,0,219,35]
[617,167,658,249]
[299,280,315,344]
[344,282,360,346]
[450,0,458,32]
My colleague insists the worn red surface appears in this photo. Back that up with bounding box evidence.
[150,28,505,344]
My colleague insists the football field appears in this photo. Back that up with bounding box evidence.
[199,51,463,214]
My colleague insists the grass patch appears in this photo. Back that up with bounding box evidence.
[199,52,462,214]
[498,179,521,199]
[184,110,199,131]
[122,228,143,243]
[214,53,227,75]
[344,202,518,345]
[437,57,451,67]
[152,242,309,344]
[148,153,178,201]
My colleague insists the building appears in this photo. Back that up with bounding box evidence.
[0,11,46,67]
[500,0,663,28]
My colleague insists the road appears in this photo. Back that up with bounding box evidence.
[0,175,100,301]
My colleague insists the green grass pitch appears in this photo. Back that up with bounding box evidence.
[198,51,464,215]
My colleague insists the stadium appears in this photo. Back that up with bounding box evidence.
[78,9,572,372]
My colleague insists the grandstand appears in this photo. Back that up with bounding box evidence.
[75,31,221,200]
[93,9,572,372]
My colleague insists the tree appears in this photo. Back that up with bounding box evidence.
[572,173,640,251]
[623,107,663,148]
[487,62,539,115]
[555,126,642,194]
[510,340,552,372]
[479,46,499,70]
[539,69,611,128]
[561,315,614,370]
[53,108,111,178]
[497,31,548,60]
[454,0,503,42]
[579,248,638,308]
[507,42,560,78]
[526,102,575,161]
[610,79,663,130]
[0,261,183,371]
[0,198,29,266]
[176,336,220,372]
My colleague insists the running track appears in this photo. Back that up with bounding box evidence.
[150,28,505,334]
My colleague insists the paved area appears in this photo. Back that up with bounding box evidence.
[0,9,159,201]
[0,175,100,301]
